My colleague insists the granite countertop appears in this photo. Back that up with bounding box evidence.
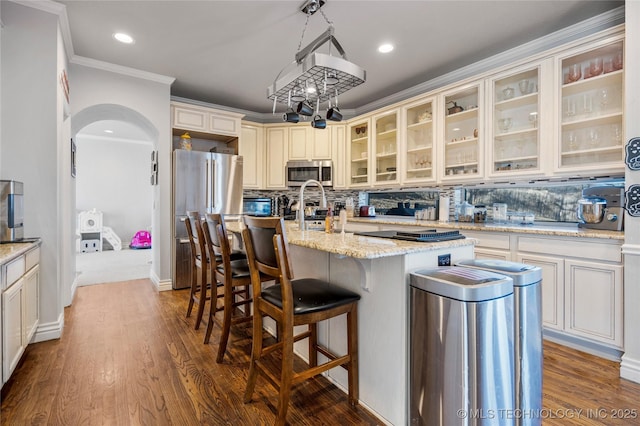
[226,221,477,260]
[0,240,41,266]
[347,216,624,241]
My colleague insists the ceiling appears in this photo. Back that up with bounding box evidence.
[58,0,623,117]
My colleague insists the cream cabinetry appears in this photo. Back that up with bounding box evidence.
[265,127,288,189]
[401,97,436,184]
[171,101,243,137]
[440,83,483,181]
[2,276,23,383]
[488,60,550,177]
[516,235,623,349]
[372,110,399,186]
[564,259,623,346]
[287,127,332,161]
[556,37,624,175]
[330,125,347,189]
[2,245,40,384]
[240,123,264,189]
[347,119,371,187]
[462,230,510,260]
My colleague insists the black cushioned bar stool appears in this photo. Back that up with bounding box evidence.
[201,214,253,362]
[241,216,360,426]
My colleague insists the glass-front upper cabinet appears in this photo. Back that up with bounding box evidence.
[558,38,624,174]
[489,64,543,177]
[402,97,436,184]
[440,83,482,181]
[373,110,399,186]
[347,119,371,187]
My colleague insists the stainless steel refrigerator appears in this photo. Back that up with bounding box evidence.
[172,150,243,289]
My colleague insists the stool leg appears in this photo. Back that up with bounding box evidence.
[276,325,295,426]
[216,283,233,363]
[308,323,318,367]
[244,311,264,403]
[194,267,207,330]
[204,284,219,344]
[347,304,359,406]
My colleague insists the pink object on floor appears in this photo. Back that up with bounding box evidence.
[130,230,151,249]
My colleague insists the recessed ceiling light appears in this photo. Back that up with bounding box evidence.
[104,129,114,134]
[113,32,134,44]
[378,43,394,53]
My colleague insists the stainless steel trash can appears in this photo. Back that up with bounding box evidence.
[457,259,543,426]
[409,266,515,426]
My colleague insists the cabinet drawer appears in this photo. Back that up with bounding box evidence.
[3,256,25,291]
[25,247,40,271]
[462,230,510,250]
[517,236,621,263]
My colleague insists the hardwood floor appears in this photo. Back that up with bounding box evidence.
[2,279,640,425]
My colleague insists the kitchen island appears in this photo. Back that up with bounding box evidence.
[229,221,476,425]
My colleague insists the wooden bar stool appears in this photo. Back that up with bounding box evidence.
[201,213,253,362]
[185,211,211,330]
[241,216,360,426]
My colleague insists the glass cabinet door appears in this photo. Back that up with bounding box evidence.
[558,39,624,172]
[442,84,481,180]
[403,98,435,183]
[491,65,541,176]
[348,120,370,186]
[373,111,398,185]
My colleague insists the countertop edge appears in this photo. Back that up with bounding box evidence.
[0,239,42,266]
[347,217,624,241]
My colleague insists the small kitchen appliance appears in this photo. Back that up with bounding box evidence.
[577,185,624,231]
[0,180,24,242]
[359,205,376,217]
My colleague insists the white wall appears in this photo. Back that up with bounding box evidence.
[75,135,153,244]
[1,1,66,339]
[69,61,174,291]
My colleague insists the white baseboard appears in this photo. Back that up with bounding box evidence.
[32,312,65,343]
[621,354,640,384]
[150,269,172,291]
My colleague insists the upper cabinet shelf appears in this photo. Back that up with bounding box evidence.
[557,38,624,173]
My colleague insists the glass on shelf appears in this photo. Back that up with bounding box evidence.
[498,118,512,133]
[567,64,582,83]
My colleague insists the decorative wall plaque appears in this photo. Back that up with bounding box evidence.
[625,137,640,171]
[626,184,640,217]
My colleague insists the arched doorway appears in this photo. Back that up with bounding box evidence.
[70,105,158,291]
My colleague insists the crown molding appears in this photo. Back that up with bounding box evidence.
[353,6,625,117]
[170,96,356,124]
[71,55,175,86]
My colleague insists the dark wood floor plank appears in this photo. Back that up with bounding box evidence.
[2,279,640,425]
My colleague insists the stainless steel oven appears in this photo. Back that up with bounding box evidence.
[286,160,333,187]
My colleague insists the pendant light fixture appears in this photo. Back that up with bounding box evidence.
[270,0,365,127]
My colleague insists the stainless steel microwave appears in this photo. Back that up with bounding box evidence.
[286,160,333,187]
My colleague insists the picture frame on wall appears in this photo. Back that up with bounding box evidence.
[71,138,76,178]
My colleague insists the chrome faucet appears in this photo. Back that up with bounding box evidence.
[298,179,327,231]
